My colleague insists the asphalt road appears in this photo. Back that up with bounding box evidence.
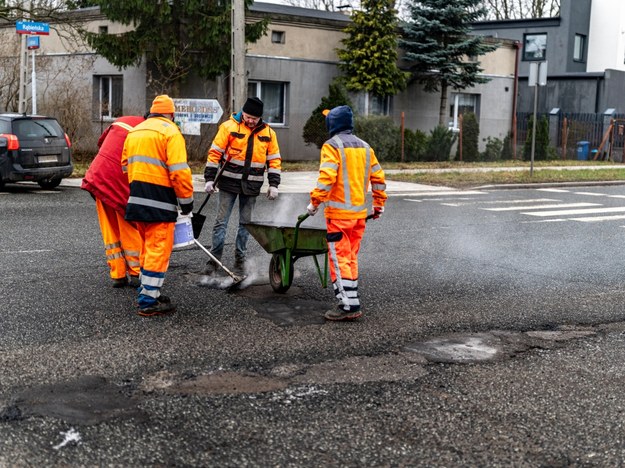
[3,181,625,465]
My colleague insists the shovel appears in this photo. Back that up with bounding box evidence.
[194,239,247,290]
[191,153,232,240]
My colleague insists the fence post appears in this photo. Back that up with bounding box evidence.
[549,108,560,153]
[458,113,463,162]
[561,117,568,160]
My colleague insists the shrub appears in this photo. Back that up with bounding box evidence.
[354,115,400,161]
[481,136,503,161]
[403,128,428,161]
[456,112,480,161]
[523,115,552,160]
[424,126,456,161]
[501,132,514,160]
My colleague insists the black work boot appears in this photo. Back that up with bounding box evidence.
[233,257,246,275]
[204,258,220,275]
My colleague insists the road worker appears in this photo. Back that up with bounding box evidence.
[204,96,282,275]
[122,95,194,316]
[81,115,145,288]
[307,105,387,321]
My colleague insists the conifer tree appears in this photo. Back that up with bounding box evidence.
[79,1,267,91]
[400,0,496,125]
[336,0,408,114]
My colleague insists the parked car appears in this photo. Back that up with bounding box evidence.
[0,113,73,190]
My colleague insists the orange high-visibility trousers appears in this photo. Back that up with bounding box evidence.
[326,218,366,313]
[135,221,175,308]
[95,199,141,280]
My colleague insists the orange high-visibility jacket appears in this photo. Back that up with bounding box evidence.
[310,132,387,220]
[204,112,281,196]
[121,116,194,223]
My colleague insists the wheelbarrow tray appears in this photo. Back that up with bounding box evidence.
[244,215,329,293]
[244,221,327,256]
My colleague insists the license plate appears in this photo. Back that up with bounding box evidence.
[38,155,58,163]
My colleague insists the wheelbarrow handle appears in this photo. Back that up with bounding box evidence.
[296,213,309,227]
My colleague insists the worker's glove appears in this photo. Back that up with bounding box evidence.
[205,181,216,194]
[372,206,384,220]
[307,203,318,216]
[180,202,193,215]
[267,186,279,200]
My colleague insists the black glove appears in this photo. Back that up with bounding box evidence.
[180,202,193,215]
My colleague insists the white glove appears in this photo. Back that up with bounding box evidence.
[307,203,318,216]
[205,181,216,194]
[267,186,279,200]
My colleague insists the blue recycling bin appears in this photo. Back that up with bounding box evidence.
[577,141,590,160]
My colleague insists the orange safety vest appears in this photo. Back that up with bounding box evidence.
[310,132,387,219]
[121,116,194,223]
[205,112,281,196]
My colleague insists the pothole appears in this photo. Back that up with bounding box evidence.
[404,333,502,363]
[4,376,145,425]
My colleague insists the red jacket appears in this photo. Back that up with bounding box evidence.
[81,116,145,214]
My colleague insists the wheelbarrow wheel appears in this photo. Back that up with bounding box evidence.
[269,253,293,293]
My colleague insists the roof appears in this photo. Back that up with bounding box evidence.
[250,2,350,24]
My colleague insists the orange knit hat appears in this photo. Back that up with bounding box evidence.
[150,95,175,114]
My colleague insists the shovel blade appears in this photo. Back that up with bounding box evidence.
[191,213,206,239]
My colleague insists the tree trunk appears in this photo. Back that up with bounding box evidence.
[438,81,448,127]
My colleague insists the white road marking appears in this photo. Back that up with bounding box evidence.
[442,198,558,207]
[570,214,625,222]
[523,206,625,217]
[537,188,571,193]
[403,190,485,197]
[574,192,607,197]
[484,202,601,212]
[521,219,569,223]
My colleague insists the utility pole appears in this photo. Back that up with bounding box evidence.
[231,0,246,114]
[528,61,548,177]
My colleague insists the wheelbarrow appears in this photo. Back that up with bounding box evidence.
[244,213,328,293]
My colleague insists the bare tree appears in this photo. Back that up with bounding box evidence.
[480,0,560,19]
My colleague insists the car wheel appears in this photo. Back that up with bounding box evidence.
[37,178,61,190]
[0,179,5,192]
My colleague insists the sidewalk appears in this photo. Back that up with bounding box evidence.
[61,164,625,194]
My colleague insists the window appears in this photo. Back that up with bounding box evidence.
[271,31,285,44]
[247,81,287,125]
[449,93,480,130]
[98,25,108,34]
[523,33,547,61]
[573,34,585,62]
[94,75,123,120]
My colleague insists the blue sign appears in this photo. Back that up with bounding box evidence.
[16,21,50,36]
[27,36,40,50]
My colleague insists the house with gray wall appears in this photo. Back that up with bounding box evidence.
[0,2,516,159]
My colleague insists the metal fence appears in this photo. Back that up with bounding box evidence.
[516,112,625,160]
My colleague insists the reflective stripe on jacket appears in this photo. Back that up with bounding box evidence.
[121,116,194,223]
[204,112,281,196]
[310,131,387,220]
[80,116,145,214]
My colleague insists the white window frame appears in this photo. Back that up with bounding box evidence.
[95,75,123,120]
[573,34,585,62]
[247,80,287,125]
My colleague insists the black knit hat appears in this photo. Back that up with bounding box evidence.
[242,97,264,117]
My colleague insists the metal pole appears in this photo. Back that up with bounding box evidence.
[530,83,538,177]
[18,34,28,114]
[231,0,245,114]
[31,49,36,114]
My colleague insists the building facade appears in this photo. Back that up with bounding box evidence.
[0,3,516,159]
